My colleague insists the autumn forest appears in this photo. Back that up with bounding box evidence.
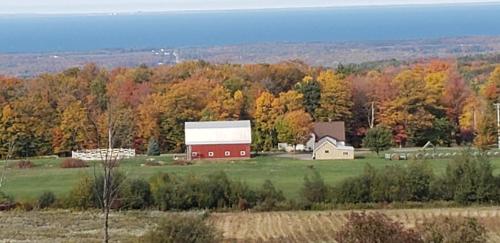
[1,56,500,158]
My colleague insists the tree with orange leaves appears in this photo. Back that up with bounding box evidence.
[276,110,313,150]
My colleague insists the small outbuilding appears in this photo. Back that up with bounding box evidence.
[185,120,252,160]
[311,122,354,160]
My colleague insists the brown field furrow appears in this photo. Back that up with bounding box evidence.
[283,213,301,242]
[244,214,259,242]
[3,208,500,242]
[274,212,288,240]
[303,214,321,242]
[238,213,253,242]
[327,212,344,229]
[323,212,342,235]
[222,214,233,239]
[263,212,274,240]
[316,213,336,242]
[255,213,269,242]
[290,213,311,242]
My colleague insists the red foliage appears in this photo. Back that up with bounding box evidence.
[16,160,34,169]
[60,158,88,168]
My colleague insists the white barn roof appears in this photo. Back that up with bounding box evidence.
[185,120,252,145]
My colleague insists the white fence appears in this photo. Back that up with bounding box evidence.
[72,149,136,161]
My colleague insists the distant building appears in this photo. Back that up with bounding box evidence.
[185,120,252,160]
[311,122,354,160]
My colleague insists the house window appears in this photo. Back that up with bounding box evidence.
[343,152,349,156]
[240,151,246,156]
[208,152,214,157]
[324,150,330,154]
[225,151,231,157]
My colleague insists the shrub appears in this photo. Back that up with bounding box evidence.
[140,215,221,243]
[199,171,233,209]
[17,201,34,211]
[15,160,34,169]
[405,162,434,202]
[417,217,487,243]
[150,173,180,211]
[150,172,260,211]
[363,126,393,155]
[60,158,88,168]
[0,190,13,204]
[332,163,435,204]
[255,180,285,211]
[65,175,96,209]
[371,165,409,202]
[335,212,422,243]
[122,178,152,209]
[0,191,15,211]
[301,169,329,205]
[443,151,498,204]
[37,191,56,209]
[231,180,258,210]
[333,165,376,204]
[147,138,161,156]
[92,171,127,209]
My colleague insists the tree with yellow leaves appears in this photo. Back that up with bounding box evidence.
[474,66,500,149]
[314,70,353,122]
[253,91,282,151]
[52,101,90,155]
[275,90,304,113]
[201,85,244,121]
[276,110,313,151]
[379,69,435,146]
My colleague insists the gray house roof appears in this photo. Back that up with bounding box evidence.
[313,121,346,141]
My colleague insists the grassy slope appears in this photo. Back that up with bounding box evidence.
[3,153,500,201]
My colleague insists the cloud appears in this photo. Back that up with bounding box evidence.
[2,0,500,14]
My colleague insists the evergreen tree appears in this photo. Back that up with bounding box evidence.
[296,76,321,118]
[147,138,161,156]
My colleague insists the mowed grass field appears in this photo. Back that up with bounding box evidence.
[3,152,500,201]
[1,208,500,242]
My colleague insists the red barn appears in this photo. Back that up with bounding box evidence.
[185,120,252,160]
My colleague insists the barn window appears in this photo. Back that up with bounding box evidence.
[324,150,330,154]
[225,151,231,156]
[240,151,246,156]
[208,152,214,157]
[191,152,198,157]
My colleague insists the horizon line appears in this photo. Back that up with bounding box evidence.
[1,1,500,16]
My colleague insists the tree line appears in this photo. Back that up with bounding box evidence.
[1,59,500,158]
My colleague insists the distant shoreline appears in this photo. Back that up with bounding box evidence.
[1,36,500,77]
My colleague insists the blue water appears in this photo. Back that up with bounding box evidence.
[1,4,500,53]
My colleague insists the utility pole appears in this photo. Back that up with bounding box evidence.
[495,103,500,149]
[368,102,375,129]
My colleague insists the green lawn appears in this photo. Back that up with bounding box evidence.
[3,153,500,201]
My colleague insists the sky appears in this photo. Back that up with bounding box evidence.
[2,0,500,14]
